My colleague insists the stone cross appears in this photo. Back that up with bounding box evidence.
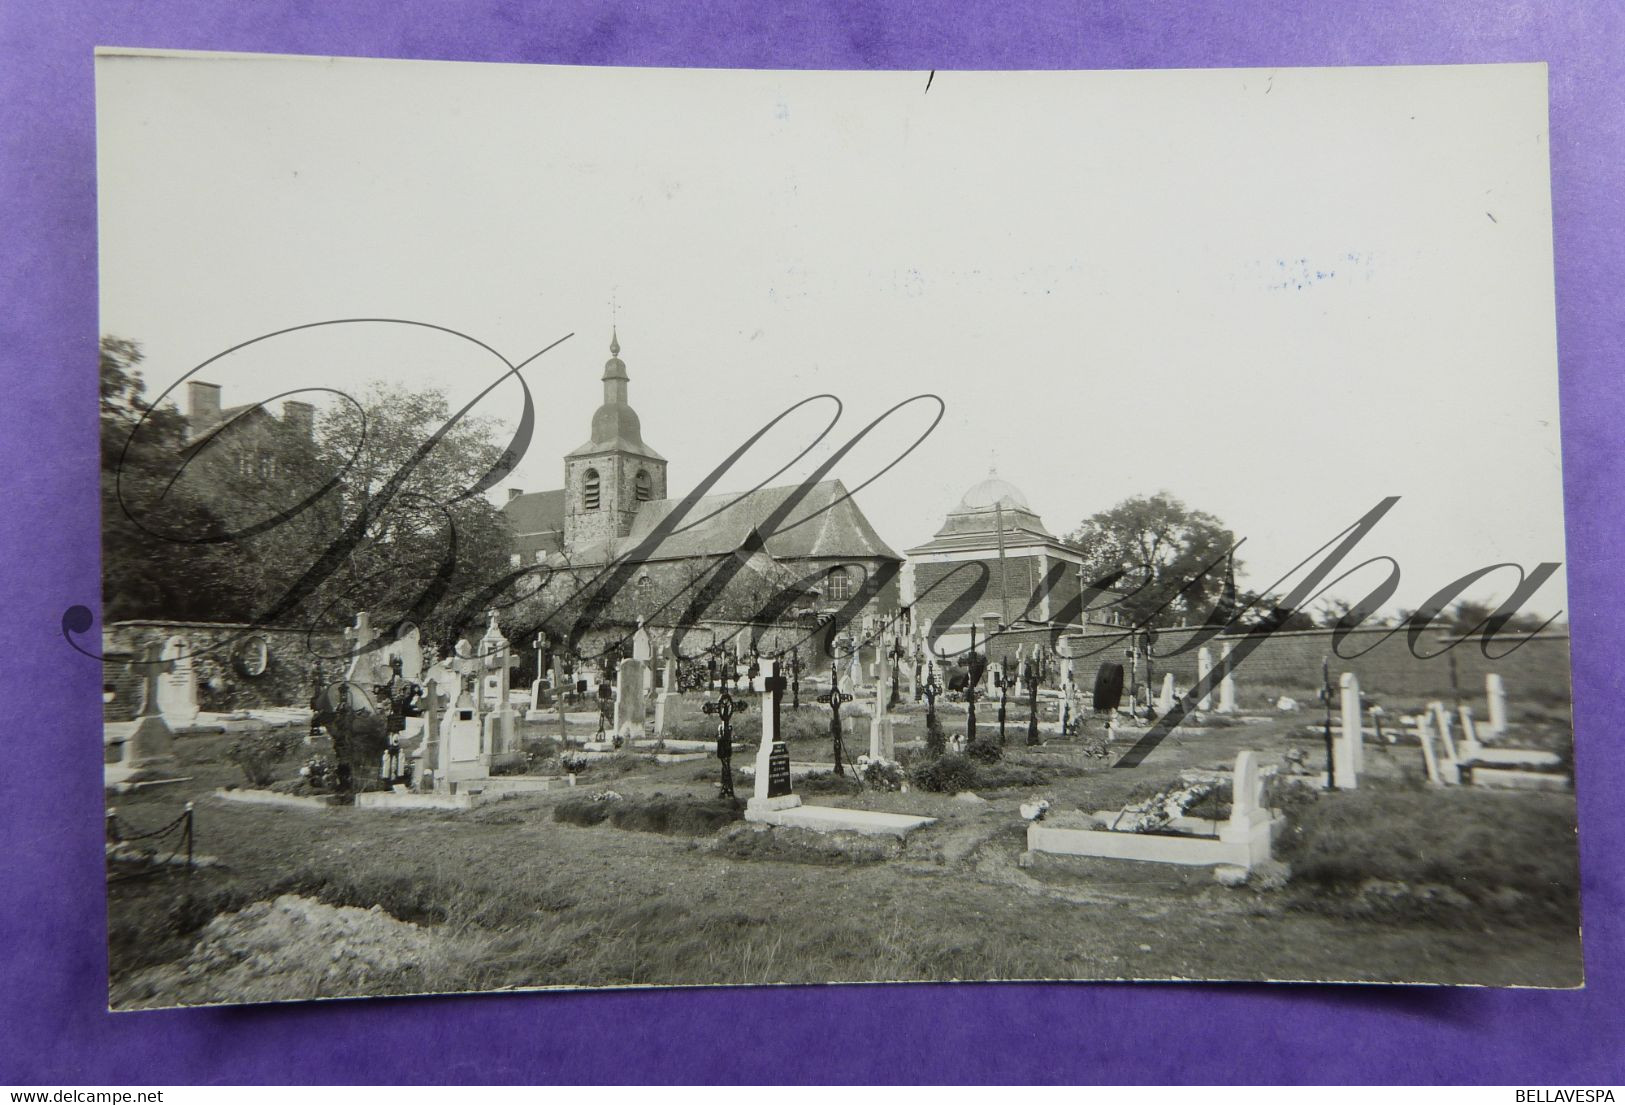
[749,661,800,815]
[156,635,199,728]
[1486,673,1508,737]
[1196,647,1214,711]
[344,611,383,691]
[124,642,177,765]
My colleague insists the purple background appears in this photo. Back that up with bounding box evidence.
[3,0,1621,1085]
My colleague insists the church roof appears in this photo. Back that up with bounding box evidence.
[565,330,665,461]
[904,470,1077,557]
[502,488,566,537]
[559,478,901,567]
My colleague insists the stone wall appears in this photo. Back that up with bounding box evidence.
[102,620,347,721]
[954,622,1571,706]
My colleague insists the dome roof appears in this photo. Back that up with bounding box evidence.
[955,474,1031,513]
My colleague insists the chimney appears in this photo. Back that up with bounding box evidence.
[508,488,525,502]
[188,381,222,423]
[282,400,315,440]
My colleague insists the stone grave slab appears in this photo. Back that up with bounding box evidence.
[749,804,936,839]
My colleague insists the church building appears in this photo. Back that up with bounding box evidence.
[502,333,903,647]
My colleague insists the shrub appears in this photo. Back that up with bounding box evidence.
[969,762,1050,789]
[797,772,864,797]
[923,708,947,758]
[226,729,303,787]
[966,737,1003,764]
[608,797,741,836]
[909,754,978,794]
[855,756,904,792]
[552,795,742,836]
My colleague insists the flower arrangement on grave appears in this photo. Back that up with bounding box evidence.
[298,754,335,789]
[588,789,623,803]
[855,755,904,792]
[560,751,591,775]
[1114,781,1215,834]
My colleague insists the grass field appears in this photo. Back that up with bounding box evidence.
[104,696,1583,1008]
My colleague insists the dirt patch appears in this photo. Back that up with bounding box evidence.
[114,894,449,1009]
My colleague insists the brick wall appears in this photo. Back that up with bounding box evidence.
[914,554,1066,628]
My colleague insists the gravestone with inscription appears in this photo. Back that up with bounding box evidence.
[156,635,200,728]
[614,658,648,741]
[748,660,800,816]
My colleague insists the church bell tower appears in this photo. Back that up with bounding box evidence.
[563,331,668,552]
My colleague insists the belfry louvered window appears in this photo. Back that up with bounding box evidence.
[635,469,652,501]
[583,469,601,510]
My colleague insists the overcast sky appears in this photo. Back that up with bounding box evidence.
[96,52,1567,618]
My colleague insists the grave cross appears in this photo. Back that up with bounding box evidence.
[1023,661,1042,746]
[817,665,855,776]
[129,641,175,720]
[1320,655,1338,791]
[702,685,751,800]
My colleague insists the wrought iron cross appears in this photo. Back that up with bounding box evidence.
[817,664,854,775]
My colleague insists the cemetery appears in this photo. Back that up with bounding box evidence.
[94,340,1582,1006]
[103,603,1583,1007]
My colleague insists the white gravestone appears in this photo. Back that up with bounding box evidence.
[1334,672,1363,788]
[1486,673,1508,737]
[654,656,679,737]
[1217,643,1237,714]
[441,685,486,782]
[869,651,895,761]
[483,642,518,757]
[156,635,200,728]
[614,658,648,740]
[1415,711,1444,786]
[1196,647,1214,711]
[1219,749,1271,843]
[388,623,424,682]
[1156,673,1176,716]
[749,661,801,816]
[123,641,178,768]
[343,612,388,709]
[1430,701,1462,782]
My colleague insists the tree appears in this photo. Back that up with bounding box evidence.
[244,381,520,650]
[99,340,521,647]
[100,337,254,621]
[1066,493,1239,629]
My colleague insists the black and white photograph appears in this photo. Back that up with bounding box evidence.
[94,50,1578,1008]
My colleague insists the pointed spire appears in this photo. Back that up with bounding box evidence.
[610,327,620,357]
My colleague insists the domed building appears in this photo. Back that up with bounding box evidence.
[904,469,1087,650]
[501,332,903,652]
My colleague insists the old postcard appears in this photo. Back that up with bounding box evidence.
[93,51,1576,1007]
